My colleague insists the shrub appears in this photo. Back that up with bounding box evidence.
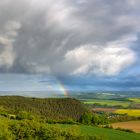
[0,119,13,140]
[79,112,93,124]
[16,111,34,120]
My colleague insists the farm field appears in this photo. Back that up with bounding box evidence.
[115,109,140,117]
[82,97,140,109]
[83,99,132,107]
[93,107,116,113]
[128,98,140,103]
[112,121,140,133]
[93,108,140,117]
[58,124,140,140]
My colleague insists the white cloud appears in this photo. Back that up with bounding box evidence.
[62,36,136,76]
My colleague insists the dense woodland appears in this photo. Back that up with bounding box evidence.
[0,96,87,121]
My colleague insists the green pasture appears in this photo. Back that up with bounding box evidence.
[58,124,140,140]
[83,99,132,107]
[128,98,140,103]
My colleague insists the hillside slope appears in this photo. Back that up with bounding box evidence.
[0,96,87,120]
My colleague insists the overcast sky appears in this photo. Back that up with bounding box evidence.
[0,0,140,93]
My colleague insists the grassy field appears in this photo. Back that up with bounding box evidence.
[115,109,140,117]
[112,121,140,133]
[83,99,131,107]
[128,98,140,103]
[58,124,140,140]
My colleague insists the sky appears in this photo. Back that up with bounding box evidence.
[0,0,140,94]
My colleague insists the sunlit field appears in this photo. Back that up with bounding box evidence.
[128,98,140,103]
[115,109,140,117]
[58,124,140,140]
[83,99,131,107]
[112,121,140,133]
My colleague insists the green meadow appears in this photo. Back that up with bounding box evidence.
[128,98,140,103]
[58,124,140,140]
[83,99,132,107]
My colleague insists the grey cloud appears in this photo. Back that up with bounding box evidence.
[0,0,139,75]
[0,21,21,71]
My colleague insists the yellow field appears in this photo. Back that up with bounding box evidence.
[112,121,140,133]
[115,109,140,117]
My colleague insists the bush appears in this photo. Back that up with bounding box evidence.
[0,118,14,140]
[92,115,109,125]
[0,116,107,140]
[79,112,93,124]
[80,112,109,126]
[16,111,34,120]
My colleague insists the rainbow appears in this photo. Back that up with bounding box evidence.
[54,77,69,97]
[46,76,69,97]
[58,82,69,97]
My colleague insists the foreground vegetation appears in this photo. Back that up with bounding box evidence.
[1,116,105,140]
[0,96,139,140]
[0,116,140,140]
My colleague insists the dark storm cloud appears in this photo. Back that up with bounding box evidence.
[0,0,139,76]
[57,74,140,91]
